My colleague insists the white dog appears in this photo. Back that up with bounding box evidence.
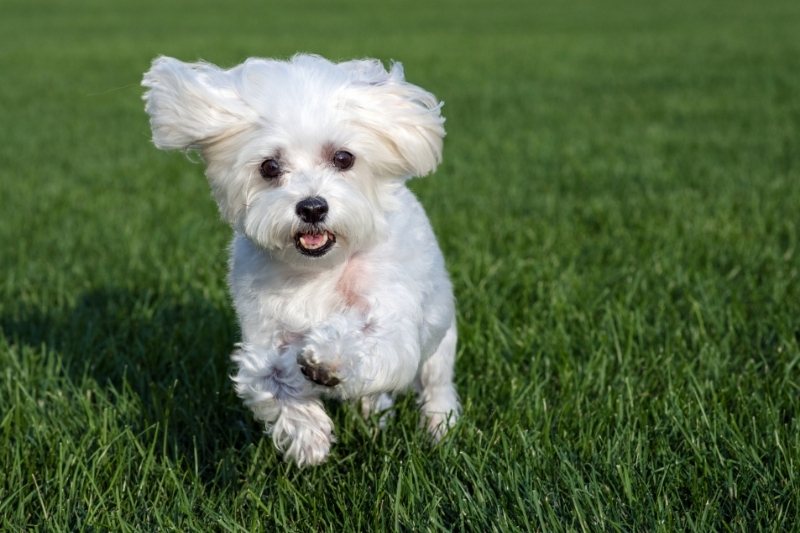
[142,54,459,466]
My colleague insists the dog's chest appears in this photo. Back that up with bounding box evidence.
[335,256,370,312]
[244,257,372,334]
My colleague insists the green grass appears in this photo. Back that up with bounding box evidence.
[2,0,799,530]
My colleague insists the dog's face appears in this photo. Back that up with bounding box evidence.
[143,55,445,268]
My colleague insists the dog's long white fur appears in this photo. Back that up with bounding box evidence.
[143,54,459,466]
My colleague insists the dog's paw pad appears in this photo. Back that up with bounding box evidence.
[297,351,341,387]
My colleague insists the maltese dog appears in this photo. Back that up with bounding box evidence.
[142,54,459,466]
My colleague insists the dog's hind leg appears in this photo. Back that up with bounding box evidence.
[416,319,460,441]
[359,392,395,429]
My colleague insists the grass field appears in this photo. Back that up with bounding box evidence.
[2,0,800,530]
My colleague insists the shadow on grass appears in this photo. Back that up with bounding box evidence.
[0,288,272,478]
[1,288,391,482]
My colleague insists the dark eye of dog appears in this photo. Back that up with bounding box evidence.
[259,158,281,179]
[332,150,355,171]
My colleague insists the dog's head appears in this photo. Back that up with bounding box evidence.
[142,54,445,268]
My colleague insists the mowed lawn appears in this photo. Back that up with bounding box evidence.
[2,0,799,530]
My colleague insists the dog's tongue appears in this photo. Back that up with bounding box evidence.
[299,233,328,249]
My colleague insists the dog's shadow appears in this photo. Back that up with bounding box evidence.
[1,287,278,478]
[4,287,419,480]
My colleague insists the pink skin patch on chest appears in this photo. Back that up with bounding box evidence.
[336,256,370,313]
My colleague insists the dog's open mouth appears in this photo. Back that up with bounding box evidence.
[294,230,336,257]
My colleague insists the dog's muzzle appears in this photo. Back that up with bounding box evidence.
[294,197,336,257]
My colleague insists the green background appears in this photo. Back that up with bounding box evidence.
[2,0,799,530]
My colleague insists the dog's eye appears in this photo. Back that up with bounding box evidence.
[259,158,281,179]
[332,150,355,171]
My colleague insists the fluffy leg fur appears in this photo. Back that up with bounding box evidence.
[416,319,460,441]
[297,309,423,399]
[232,343,334,466]
[360,392,395,429]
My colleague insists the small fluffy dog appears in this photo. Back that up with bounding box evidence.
[142,54,459,466]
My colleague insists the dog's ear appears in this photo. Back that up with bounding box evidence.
[142,56,256,150]
[342,61,445,178]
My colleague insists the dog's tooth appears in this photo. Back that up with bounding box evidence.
[300,232,328,250]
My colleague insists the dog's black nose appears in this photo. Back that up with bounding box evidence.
[296,196,328,223]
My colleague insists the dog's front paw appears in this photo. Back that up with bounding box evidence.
[271,399,334,467]
[297,348,341,387]
[298,316,365,395]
